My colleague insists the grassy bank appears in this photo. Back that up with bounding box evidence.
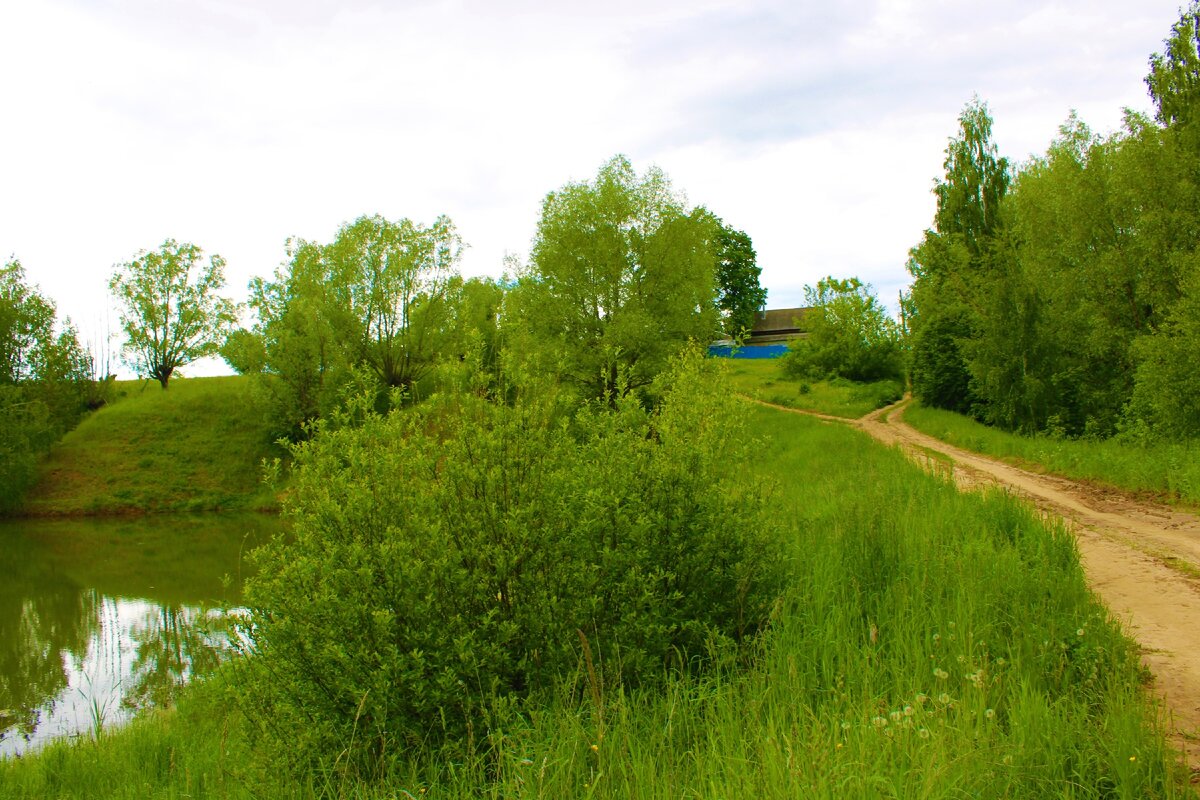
[722,358,903,418]
[903,404,1200,508]
[19,376,283,516]
[2,395,1190,797]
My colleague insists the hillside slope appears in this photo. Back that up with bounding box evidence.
[21,376,283,516]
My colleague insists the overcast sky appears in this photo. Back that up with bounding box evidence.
[0,0,1186,377]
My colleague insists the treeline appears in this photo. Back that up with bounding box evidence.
[0,261,104,513]
[907,4,1200,440]
[222,155,766,439]
[0,156,767,512]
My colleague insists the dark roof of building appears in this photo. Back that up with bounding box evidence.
[751,307,811,336]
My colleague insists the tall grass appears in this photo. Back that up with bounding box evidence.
[721,358,902,418]
[1,403,1191,797]
[904,404,1200,507]
[20,376,283,516]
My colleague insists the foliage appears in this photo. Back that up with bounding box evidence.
[0,259,94,513]
[0,387,56,514]
[512,155,719,401]
[110,240,238,389]
[908,309,974,414]
[906,98,1010,414]
[1128,263,1200,440]
[235,215,463,438]
[234,352,785,777]
[695,211,766,337]
[908,40,1200,440]
[1147,0,1200,130]
[783,276,902,382]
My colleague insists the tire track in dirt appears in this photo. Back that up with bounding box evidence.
[749,395,1200,777]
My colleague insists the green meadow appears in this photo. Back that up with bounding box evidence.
[722,358,903,419]
[2,382,1191,798]
[19,376,283,516]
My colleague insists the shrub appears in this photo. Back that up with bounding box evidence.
[783,276,903,382]
[234,353,786,777]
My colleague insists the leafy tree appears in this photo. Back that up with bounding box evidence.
[110,240,238,389]
[1147,1,1200,130]
[0,259,93,512]
[933,98,1011,257]
[907,98,1010,413]
[693,211,766,337]
[515,155,719,400]
[326,214,462,391]
[234,216,462,437]
[1128,261,1200,439]
[783,276,902,382]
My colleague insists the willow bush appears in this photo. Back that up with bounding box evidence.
[234,354,786,777]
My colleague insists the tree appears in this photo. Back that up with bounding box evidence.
[1128,259,1200,439]
[693,211,766,337]
[0,259,93,512]
[517,155,719,400]
[326,215,462,391]
[233,215,462,437]
[1147,1,1200,130]
[783,276,902,382]
[907,98,1011,413]
[110,240,238,389]
[933,97,1011,257]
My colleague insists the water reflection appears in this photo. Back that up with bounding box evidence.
[0,515,278,757]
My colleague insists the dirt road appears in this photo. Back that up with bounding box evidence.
[756,396,1200,775]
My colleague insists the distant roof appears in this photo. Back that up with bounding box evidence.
[750,307,811,337]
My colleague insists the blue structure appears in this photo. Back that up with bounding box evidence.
[707,343,789,359]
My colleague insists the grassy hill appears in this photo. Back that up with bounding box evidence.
[20,376,284,516]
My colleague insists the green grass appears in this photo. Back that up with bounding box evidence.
[903,404,1200,508]
[20,376,284,516]
[3,396,1191,797]
[721,358,903,418]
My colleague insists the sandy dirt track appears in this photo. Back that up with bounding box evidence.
[754,396,1200,777]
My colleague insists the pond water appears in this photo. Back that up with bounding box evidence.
[0,514,280,757]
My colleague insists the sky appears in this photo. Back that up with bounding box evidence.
[0,0,1187,377]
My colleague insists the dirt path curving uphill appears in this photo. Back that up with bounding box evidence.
[752,396,1200,777]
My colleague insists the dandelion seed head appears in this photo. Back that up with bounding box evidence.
[1077,628,1085,637]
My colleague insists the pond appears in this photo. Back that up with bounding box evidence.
[0,514,281,757]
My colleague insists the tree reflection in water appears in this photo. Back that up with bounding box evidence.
[0,514,277,757]
[0,594,238,757]
[123,603,234,712]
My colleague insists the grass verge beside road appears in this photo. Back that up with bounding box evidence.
[903,403,1200,508]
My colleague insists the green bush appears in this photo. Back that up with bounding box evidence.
[234,354,786,777]
[782,276,903,382]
